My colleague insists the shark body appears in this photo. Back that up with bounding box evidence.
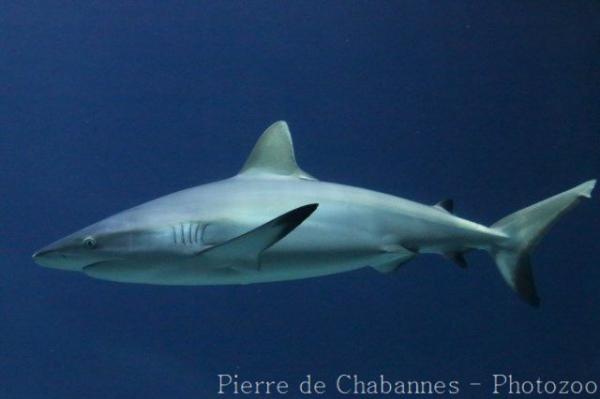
[33,122,595,306]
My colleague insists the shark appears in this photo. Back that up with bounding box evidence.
[33,121,595,306]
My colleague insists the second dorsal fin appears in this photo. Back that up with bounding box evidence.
[238,121,315,180]
[434,199,454,213]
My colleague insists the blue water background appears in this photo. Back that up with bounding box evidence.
[1,2,599,398]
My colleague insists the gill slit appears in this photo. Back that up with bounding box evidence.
[194,223,200,243]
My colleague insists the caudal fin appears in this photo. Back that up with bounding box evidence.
[489,180,596,306]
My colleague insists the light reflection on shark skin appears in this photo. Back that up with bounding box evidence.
[33,121,595,306]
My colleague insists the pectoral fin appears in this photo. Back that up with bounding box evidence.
[197,203,319,270]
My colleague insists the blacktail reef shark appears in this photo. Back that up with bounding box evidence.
[33,122,596,306]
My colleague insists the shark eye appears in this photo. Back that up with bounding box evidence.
[83,236,97,249]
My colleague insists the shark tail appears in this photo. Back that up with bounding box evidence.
[488,180,596,307]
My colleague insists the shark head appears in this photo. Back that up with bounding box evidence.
[32,220,127,271]
[31,212,182,272]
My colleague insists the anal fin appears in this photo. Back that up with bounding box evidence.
[445,252,468,268]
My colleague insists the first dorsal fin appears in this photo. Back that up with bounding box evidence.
[238,121,316,180]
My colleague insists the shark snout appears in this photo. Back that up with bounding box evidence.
[32,249,50,258]
[32,249,63,259]
[32,240,89,271]
[32,246,71,270]
[33,239,62,260]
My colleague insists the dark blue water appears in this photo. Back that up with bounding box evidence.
[2,2,599,398]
